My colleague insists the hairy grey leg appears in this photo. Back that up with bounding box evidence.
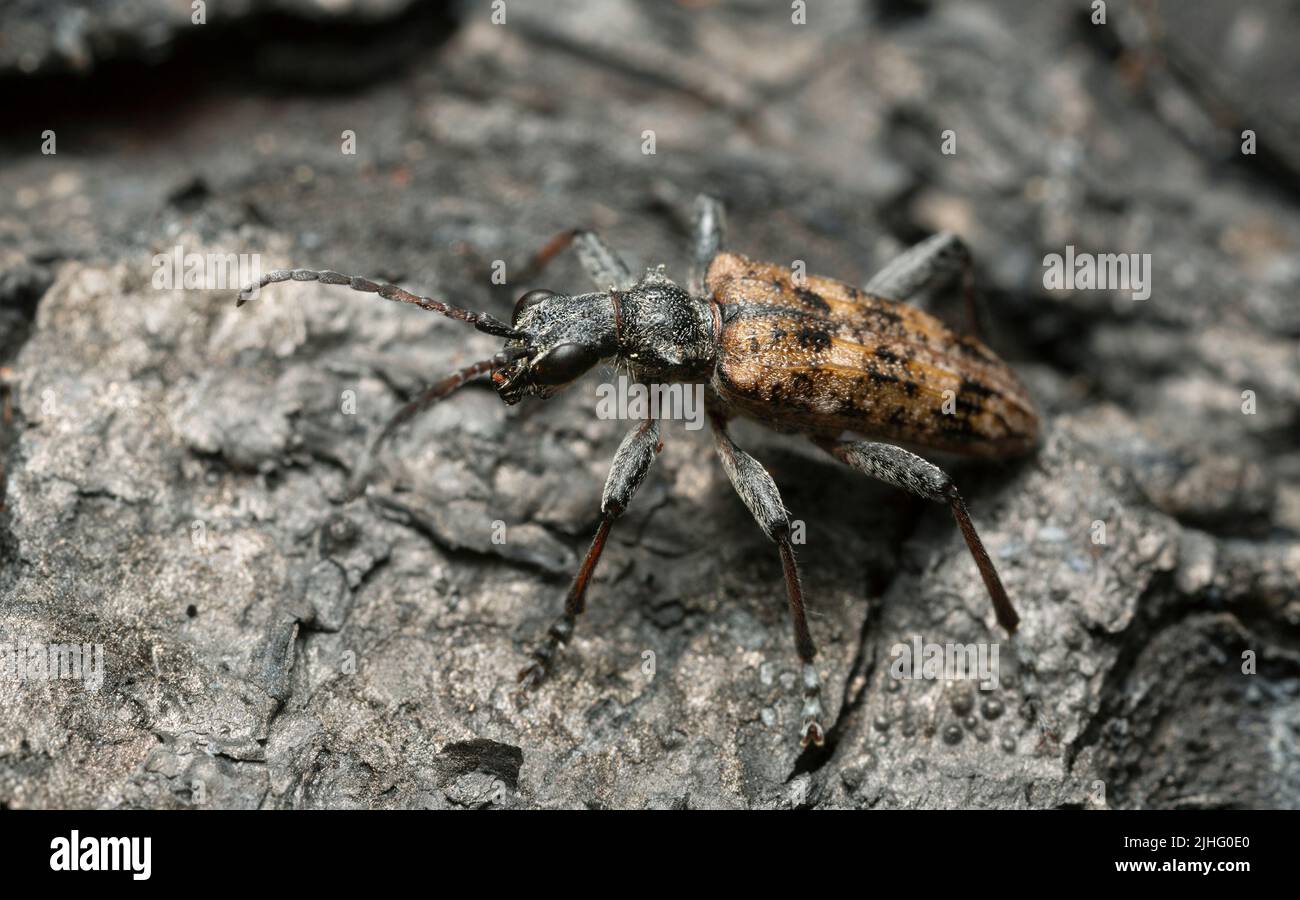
[690,194,726,295]
[711,415,825,747]
[515,229,635,291]
[864,232,981,336]
[518,418,662,690]
[816,437,1020,633]
[573,231,635,290]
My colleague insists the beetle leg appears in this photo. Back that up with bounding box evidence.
[573,230,636,291]
[711,415,825,747]
[816,437,1020,633]
[864,232,981,337]
[512,228,636,292]
[517,418,662,691]
[690,194,726,295]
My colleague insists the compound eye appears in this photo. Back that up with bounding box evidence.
[530,342,598,386]
[513,289,557,322]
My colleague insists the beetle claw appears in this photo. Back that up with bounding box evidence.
[517,661,548,691]
[800,719,825,748]
[797,663,826,747]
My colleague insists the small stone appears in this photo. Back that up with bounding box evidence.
[306,560,351,631]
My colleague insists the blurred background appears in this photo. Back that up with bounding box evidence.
[0,0,1296,809]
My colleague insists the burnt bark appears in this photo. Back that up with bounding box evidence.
[0,0,1296,809]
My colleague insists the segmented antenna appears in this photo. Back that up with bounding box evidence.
[346,347,531,499]
[236,268,525,339]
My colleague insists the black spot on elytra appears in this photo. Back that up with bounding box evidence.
[960,377,996,398]
[953,337,992,360]
[795,327,832,351]
[837,396,866,418]
[888,406,909,426]
[794,286,830,313]
[875,346,901,363]
[939,418,981,440]
[867,368,901,386]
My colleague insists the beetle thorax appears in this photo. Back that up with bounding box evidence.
[615,272,716,381]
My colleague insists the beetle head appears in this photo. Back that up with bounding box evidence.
[493,288,618,404]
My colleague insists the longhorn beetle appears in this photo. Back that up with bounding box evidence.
[235,195,1039,747]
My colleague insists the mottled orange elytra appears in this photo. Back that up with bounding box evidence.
[706,251,1039,457]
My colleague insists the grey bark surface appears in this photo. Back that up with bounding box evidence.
[1,0,1298,809]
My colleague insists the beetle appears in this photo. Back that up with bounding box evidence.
[235,195,1039,747]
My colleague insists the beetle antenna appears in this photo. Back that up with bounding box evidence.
[236,268,525,339]
[346,347,531,499]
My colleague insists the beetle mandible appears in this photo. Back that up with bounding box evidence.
[235,195,1038,747]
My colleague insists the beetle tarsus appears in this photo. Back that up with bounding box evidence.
[516,660,549,692]
[799,663,826,748]
[516,614,574,692]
